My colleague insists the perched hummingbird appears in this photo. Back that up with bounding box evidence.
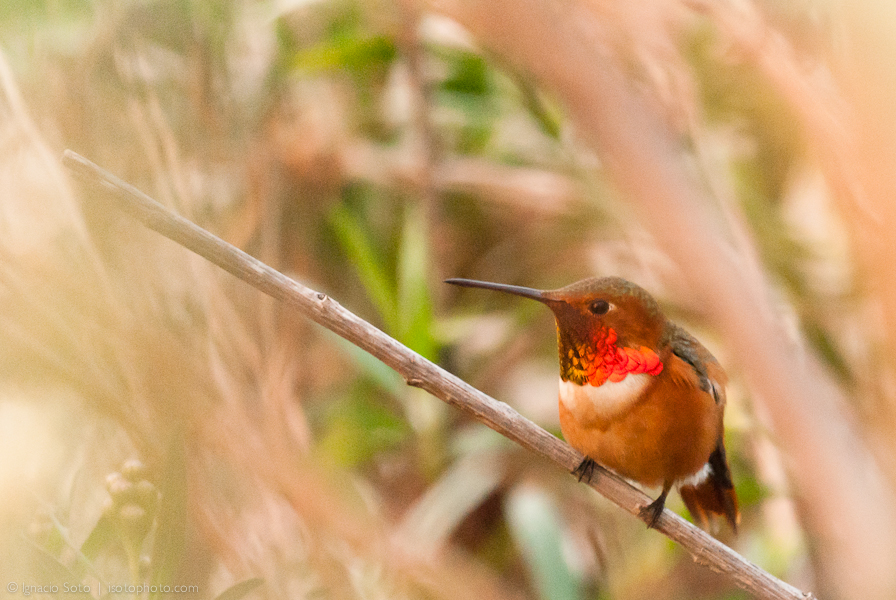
[446,276,739,531]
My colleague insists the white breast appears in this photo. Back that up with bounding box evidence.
[558,374,650,425]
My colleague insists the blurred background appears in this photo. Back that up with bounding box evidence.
[3,0,896,599]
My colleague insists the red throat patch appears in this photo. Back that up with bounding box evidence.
[560,326,663,386]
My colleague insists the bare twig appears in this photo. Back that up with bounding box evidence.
[62,150,814,600]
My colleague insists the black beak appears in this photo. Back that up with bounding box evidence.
[444,278,550,304]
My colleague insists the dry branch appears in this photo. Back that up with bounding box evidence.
[63,150,813,600]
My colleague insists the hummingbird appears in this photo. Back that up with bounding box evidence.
[446,276,739,531]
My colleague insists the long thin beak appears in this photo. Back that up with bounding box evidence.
[444,278,549,303]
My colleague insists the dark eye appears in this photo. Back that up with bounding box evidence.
[589,300,610,315]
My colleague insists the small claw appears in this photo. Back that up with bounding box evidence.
[572,457,597,483]
[638,488,670,529]
[638,501,664,528]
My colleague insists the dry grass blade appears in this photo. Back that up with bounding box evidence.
[62,149,814,600]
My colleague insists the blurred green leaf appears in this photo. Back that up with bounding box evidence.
[150,435,189,600]
[730,469,769,510]
[25,507,104,583]
[329,203,399,332]
[517,78,562,140]
[506,486,582,600]
[213,577,264,600]
[397,202,437,360]
[327,330,405,397]
[318,389,411,467]
[434,48,499,154]
[78,511,116,564]
[30,509,67,558]
[290,34,396,76]
[21,540,94,600]
[441,52,491,97]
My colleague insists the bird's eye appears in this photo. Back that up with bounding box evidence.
[589,300,610,315]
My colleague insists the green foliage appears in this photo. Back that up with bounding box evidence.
[330,200,401,333]
[330,331,407,397]
[79,511,117,564]
[318,385,412,467]
[291,34,397,77]
[517,78,563,140]
[329,191,438,361]
[150,439,188,599]
[441,52,491,97]
[21,542,95,600]
[396,202,437,361]
[433,47,500,154]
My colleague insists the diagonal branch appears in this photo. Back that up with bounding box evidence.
[62,150,814,600]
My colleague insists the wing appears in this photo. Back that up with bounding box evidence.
[663,323,738,531]
[664,323,726,405]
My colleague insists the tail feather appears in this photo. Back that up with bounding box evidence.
[679,441,739,533]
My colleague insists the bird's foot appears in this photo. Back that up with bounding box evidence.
[638,494,668,529]
[572,457,597,483]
